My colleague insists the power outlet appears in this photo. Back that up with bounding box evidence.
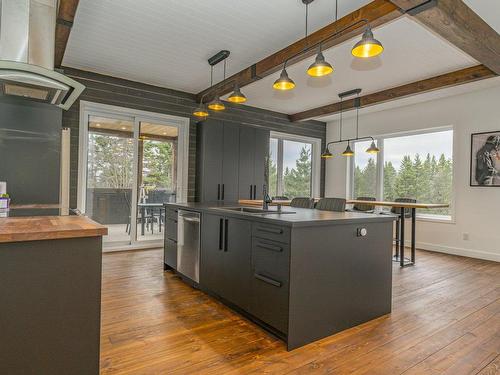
[463,233,470,241]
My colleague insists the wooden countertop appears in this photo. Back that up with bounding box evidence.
[238,199,449,209]
[0,216,108,243]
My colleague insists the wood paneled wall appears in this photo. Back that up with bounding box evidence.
[61,68,326,205]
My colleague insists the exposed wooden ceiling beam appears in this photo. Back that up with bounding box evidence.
[289,65,495,122]
[196,0,402,103]
[389,0,500,75]
[55,0,80,67]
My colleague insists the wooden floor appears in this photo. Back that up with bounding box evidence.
[100,249,500,375]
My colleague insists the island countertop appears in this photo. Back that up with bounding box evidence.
[164,201,395,227]
[0,215,108,243]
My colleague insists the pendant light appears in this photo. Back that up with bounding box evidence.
[366,140,380,154]
[341,96,354,157]
[193,102,209,118]
[208,63,226,111]
[273,67,296,91]
[342,142,354,157]
[307,49,334,77]
[308,0,336,78]
[227,84,247,103]
[351,25,384,58]
[321,147,333,159]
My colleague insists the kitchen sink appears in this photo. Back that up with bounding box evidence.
[218,207,296,214]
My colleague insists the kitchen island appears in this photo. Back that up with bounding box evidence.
[164,202,395,350]
[0,208,107,375]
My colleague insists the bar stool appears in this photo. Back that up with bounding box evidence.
[290,197,315,209]
[315,197,346,212]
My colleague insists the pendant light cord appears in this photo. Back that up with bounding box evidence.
[339,98,343,142]
[335,0,338,23]
[356,93,360,139]
[305,2,309,47]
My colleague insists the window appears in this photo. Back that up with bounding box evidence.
[351,128,453,219]
[353,139,378,199]
[269,132,321,199]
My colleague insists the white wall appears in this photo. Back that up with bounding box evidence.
[325,85,500,262]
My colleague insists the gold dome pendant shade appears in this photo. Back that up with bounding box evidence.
[193,103,209,118]
[351,26,384,58]
[207,97,226,111]
[366,140,380,154]
[321,147,333,159]
[273,68,296,91]
[227,85,247,103]
[307,51,334,77]
[342,143,354,157]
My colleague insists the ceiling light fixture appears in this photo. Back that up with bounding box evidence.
[307,49,334,77]
[273,67,296,91]
[351,25,384,58]
[208,62,226,111]
[273,0,383,92]
[227,84,247,103]
[321,88,379,158]
[342,142,354,157]
[366,140,380,154]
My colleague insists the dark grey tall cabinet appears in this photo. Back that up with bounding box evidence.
[238,126,269,200]
[196,119,269,202]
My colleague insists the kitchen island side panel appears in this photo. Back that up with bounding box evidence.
[0,237,102,375]
[287,220,393,350]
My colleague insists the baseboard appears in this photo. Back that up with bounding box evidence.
[103,243,161,253]
[405,240,500,262]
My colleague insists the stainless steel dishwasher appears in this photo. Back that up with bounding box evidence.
[177,210,200,283]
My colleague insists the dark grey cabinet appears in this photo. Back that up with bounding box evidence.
[164,238,177,269]
[164,208,178,269]
[200,213,252,310]
[197,120,269,202]
[250,227,290,333]
[196,120,240,202]
[222,122,240,201]
[200,213,225,293]
[238,127,270,200]
[196,120,223,202]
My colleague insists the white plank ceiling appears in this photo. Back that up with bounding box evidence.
[64,0,500,116]
[64,0,372,93]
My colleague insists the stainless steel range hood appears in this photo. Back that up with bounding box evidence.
[0,0,84,110]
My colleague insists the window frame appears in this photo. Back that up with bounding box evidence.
[270,131,321,198]
[348,126,455,222]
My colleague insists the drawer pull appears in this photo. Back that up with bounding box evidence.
[257,227,283,235]
[254,273,282,287]
[256,243,283,252]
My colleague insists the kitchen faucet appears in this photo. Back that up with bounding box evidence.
[263,185,272,210]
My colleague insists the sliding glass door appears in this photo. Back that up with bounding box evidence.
[136,121,178,243]
[79,102,189,249]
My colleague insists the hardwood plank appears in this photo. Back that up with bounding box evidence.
[100,249,500,374]
[196,0,402,102]
[289,65,495,121]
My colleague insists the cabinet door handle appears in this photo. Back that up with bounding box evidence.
[256,242,283,252]
[254,273,282,287]
[257,226,283,234]
[253,185,257,199]
[224,219,229,252]
[221,184,225,201]
[217,184,221,201]
[249,185,253,199]
[218,218,224,250]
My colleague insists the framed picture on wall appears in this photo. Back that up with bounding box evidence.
[470,131,500,187]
